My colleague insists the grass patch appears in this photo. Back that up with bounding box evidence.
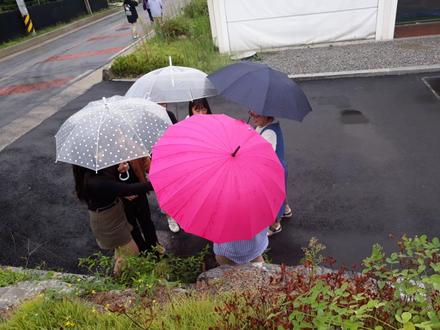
[0,292,224,330]
[74,246,209,295]
[149,294,222,329]
[111,0,232,77]
[0,268,31,287]
[0,296,133,330]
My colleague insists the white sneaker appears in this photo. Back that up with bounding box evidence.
[167,216,180,233]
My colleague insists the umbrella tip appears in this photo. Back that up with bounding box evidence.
[231,146,241,157]
[169,56,172,66]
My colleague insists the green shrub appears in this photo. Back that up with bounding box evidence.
[156,16,191,40]
[77,246,209,295]
[111,0,232,77]
[215,235,440,329]
[0,268,31,287]
[111,44,185,77]
[183,0,208,18]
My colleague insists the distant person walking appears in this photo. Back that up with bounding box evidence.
[123,0,139,39]
[142,0,154,23]
[147,0,163,24]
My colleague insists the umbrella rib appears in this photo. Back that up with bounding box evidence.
[94,109,107,172]
[119,113,152,154]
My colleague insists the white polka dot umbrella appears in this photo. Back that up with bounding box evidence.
[55,96,171,172]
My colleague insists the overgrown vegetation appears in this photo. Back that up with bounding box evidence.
[1,236,439,329]
[111,0,232,77]
[215,235,440,329]
[0,267,31,287]
[73,246,209,295]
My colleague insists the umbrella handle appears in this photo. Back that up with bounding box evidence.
[119,171,130,181]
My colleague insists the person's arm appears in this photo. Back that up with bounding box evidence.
[88,176,153,199]
[261,129,277,151]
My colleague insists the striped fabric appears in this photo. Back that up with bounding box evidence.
[213,228,268,264]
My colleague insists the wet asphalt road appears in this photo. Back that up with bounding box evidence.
[0,72,439,273]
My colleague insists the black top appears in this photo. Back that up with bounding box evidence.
[124,0,138,23]
[84,173,152,211]
[167,110,178,124]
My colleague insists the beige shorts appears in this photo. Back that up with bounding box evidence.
[88,199,133,250]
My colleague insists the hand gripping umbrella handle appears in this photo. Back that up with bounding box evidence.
[119,171,130,181]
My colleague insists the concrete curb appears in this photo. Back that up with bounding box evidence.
[0,6,121,61]
[290,65,440,81]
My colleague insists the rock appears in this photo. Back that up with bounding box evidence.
[0,280,74,318]
[196,263,337,294]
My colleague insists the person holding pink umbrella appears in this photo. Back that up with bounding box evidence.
[148,114,286,264]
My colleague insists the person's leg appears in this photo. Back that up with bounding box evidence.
[114,239,139,276]
[147,8,154,22]
[215,255,236,266]
[131,22,138,38]
[135,196,159,251]
[124,200,149,252]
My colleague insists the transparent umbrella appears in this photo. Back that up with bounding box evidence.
[125,57,217,103]
[55,96,171,172]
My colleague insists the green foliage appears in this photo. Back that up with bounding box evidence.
[0,296,133,330]
[111,0,232,77]
[215,235,440,329]
[76,247,209,295]
[0,267,31,287]
[183,0,209,18]
[301,236,326,268]
[111,43,186,77]
[149,294,222,329]
[156,16,191,40]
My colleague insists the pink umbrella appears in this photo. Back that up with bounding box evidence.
[149,114,286,243]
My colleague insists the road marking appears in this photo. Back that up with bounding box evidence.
[0,77,73,96]
[0,69,100,152]
[43,47,125,62]
[87,33,131,42]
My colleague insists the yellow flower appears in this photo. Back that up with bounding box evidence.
[91,290,96,294]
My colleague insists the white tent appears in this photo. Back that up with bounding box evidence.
[208,0,399,54]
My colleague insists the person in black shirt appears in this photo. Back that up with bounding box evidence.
[73,164,153,275]
[117,160,159,254]
[123,0,139,39]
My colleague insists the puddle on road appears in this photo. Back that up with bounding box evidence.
[340,109,369,124]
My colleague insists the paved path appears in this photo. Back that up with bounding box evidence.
[261,35,440,78]
[0,72,439,273]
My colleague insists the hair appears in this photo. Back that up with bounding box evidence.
[188,98,212,116]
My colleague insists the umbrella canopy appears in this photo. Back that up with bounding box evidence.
[55,96,171,171]
[208,61,312,121]
[125,58,217,103]
[149,114,286,243]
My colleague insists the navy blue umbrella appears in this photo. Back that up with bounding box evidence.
[208,61,312,121]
